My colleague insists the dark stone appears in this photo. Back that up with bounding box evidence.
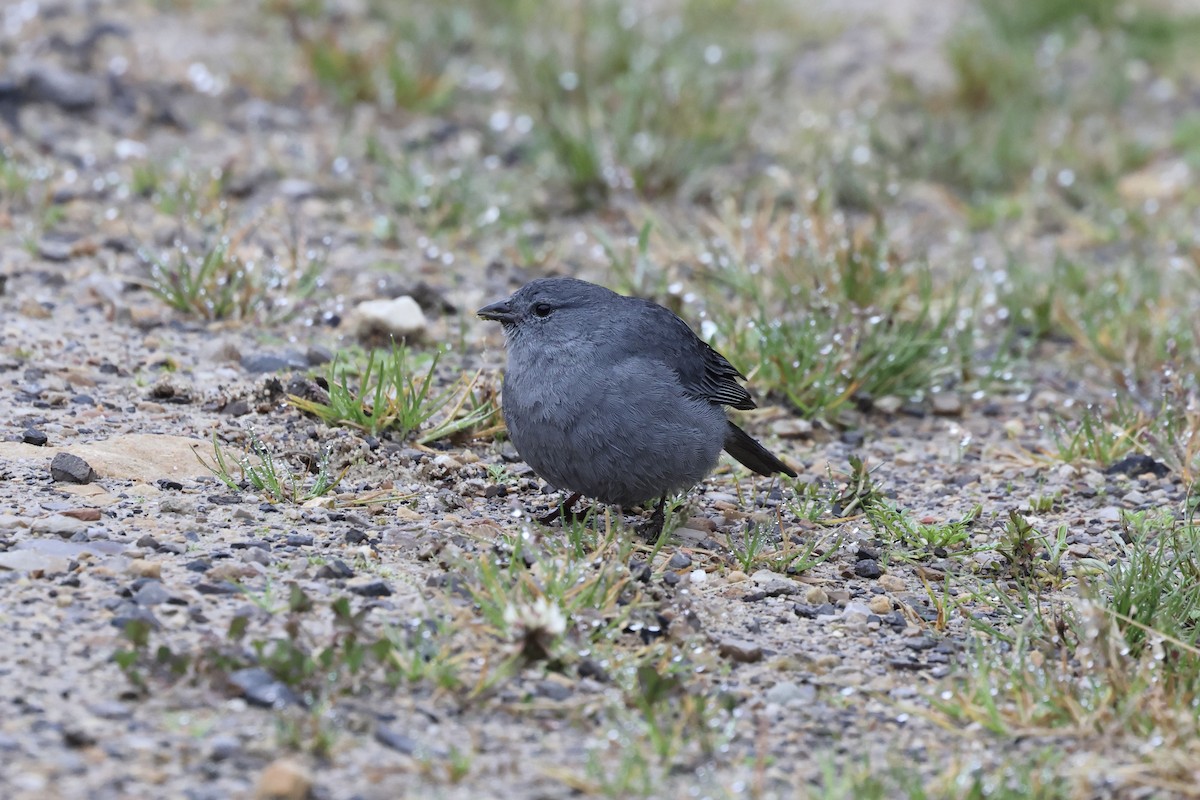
[536,680,573,702]
[88,701,132,720]
[133,581,172,606]
[904,636,937,651]
[135,534,160,550]
[344,529,368,545]
[1105,454,1170,478]
[22,428,48,446]
[667,552,692,570]
[228,668,300,709]
[349,580,392,597]
[840,430,865,446]
[230,540,270,550]
[628,558,651,583]
[374,726,418,755]
[195,581,240,595]
[241,352,308,374]
[854,559,882,579]
[306,346,334,366]
[222,399,251,416]
[50,452,96,484]
[111,605,160,630]
[889,659,930,671]
[577,658,610,683]
[285,533,314,547]
[184,560,211,573]
[662,572,681,587]
[156,479,184,491]
[315,559,354,580]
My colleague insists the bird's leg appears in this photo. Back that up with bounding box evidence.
[636,495,668,540]
[538,492,587,526]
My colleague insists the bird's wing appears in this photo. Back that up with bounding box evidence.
[631,300,756,410]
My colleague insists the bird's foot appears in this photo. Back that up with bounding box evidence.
[635,496,668,540]
[537,492,588,526]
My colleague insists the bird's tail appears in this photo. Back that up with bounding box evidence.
[723,422,797,478]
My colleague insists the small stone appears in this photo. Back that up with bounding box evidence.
[841,601,873,622]
[50,452,97,484]
[1122,490,1149,507]
[930,392,963,416]
[315,559,354,580]
[1096,506,1122,522]
[127,559,161,579]
[725,570,748,583]
[241,352,308,374]
[874,396,903,414]
[88,701,132,720]
[764,680,814,705]
[868,595,892,615]
[133,581,173,606]
[805,586,829,605]
[348,296,427,342]
[208,735,241,762]
[772,418,813,438]
[285,533,314,547]
[374,727,418,755]
[230,668,300,709]
[349,580,392,597]
[207,562,258,582]
[0,550,71,574]
[878,574,906,592]
[22,428,48,446]
[61,508,101,522]
[853,559,882,579]
[667,552,692,570]
[717,637,763,663]
[32,516,88,538]
[255,757,312,800]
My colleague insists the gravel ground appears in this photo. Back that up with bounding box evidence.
[1,1,1194,799]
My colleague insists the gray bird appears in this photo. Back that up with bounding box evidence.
[478,276,796,533]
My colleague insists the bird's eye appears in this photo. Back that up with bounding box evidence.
[532,302,553,318]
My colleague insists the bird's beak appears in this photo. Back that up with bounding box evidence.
[477,299,518,324]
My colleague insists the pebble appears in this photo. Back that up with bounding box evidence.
[127,559,162,579]
[23,428,48,446]
[374,727,419,755]
[805,587,829,605]
[764,680,815,705]
[878,574,906,592]
[868,595,892,614]
[50,452,97,484]
[772,418,813,438]
[667,552,692,570]
[1096,506,1122,522]
[930,393,963,416]
[1122,490,1149,506]
[853,559,882,579]
[208,735,241,762]
[32,515,88,538]
[230,668,300,709]
[717,637,763,663]
[316,559,355,580]
[133,581,173,606]
[349,580,392,597]
[348,296,427,341]
[240,352,308,374]
[255,757,312,800]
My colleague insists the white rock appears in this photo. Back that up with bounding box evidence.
[348,296,427,340]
